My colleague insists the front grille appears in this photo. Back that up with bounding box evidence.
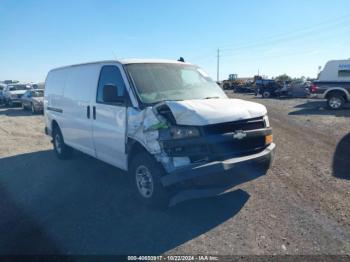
[203,117,265,135]
[210,136,265,158]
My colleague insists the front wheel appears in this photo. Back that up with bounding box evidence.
[327,95,344,110]
[130,152,169,208]
[52,127,73,160]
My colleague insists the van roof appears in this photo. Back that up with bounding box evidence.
[50,59,194,71]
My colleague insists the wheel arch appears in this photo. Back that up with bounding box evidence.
[51,119,60,137]
[127,137,151,169]
[325,88,349,102]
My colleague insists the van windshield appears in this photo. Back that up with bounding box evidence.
[125,63,227,104]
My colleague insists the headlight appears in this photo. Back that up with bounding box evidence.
[170,126,200,139]
[263,115,270,128]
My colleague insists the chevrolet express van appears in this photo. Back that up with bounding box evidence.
[44,59,275,207]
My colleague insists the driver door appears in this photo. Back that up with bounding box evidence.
[91,65,128,170]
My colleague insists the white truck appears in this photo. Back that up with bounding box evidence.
[311,59,350,109]
[44,59,275,207]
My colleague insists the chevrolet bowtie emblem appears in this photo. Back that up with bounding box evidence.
[233,130,247,140]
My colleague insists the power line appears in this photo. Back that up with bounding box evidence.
[219,26,350,59]
[189,13,350,62]
[219,13,350,51]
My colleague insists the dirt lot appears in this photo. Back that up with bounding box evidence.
[0,95,349,255]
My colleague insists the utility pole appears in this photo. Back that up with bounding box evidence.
[217,48,220,82]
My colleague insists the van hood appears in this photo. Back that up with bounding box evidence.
[9,90,27,95]
[158,98,267,126]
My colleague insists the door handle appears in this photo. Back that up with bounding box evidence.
[87,106,90,119]
[93,106,96,120]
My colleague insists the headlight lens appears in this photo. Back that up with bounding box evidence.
[170,126,200,139]
[263,115,270,127]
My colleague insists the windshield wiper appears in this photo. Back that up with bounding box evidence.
[203,96,220,99]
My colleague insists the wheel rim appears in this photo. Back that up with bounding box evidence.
[135,165,154,198]
[263,92,270,98]
[54,133,62,154]
[329,97,342,109]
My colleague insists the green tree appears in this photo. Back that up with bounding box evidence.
[275,74,292,82]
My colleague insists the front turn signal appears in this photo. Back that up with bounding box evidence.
[265,134,273,145]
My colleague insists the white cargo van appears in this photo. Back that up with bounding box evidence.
[44,59,275,207]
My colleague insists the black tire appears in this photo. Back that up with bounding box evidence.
[327,94,345,110]
[223,83,230,90]
[129,151,169,208]
[52,126,73,160]
[262,90,271,98]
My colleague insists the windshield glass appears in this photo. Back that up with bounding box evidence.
[8,85,27,91]
[32,90,44,97]
[125,63,227,104]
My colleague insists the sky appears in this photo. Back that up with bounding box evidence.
[0,0,350,82]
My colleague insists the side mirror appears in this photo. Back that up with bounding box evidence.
[102,84,125,104]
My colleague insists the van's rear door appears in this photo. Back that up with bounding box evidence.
[91,64,128,170]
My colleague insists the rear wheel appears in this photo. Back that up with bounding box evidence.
[52,126,73,160]
[262,90,271,98]
[130,151,169,208]
[327,94,345,110]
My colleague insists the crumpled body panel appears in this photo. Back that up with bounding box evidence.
[126,98,267,172]
[161,98,267,126]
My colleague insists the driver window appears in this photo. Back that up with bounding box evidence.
[97,66,126,103]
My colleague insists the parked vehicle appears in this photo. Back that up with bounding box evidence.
[0,84,5,105]
[3,84,29,107]
[311,59,350,109]
[21,89,44,113]
[31,82,45,89]
[255,79,281,98]
[44,59,275,207]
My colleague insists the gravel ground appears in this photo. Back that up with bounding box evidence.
[0,95,349,255]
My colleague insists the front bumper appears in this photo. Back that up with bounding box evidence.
[34,104,44,111]
[9,99,22,104]
[164,143,275,206]
[162,143,275,187]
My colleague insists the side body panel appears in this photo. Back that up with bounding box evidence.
[313,81,350,100]
[60,64,100,156]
